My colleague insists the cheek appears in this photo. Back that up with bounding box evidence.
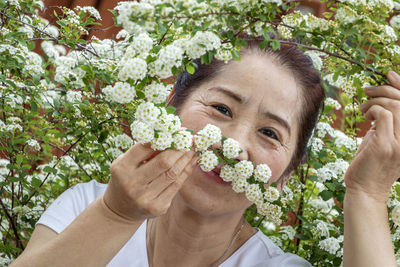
[259,149,291,182]
[179,108,212,132]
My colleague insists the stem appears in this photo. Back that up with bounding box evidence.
[23,117,116,205]
[0,11,99,57]
[0,197,25,251]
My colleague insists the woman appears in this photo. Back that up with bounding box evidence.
[11,41,399,266]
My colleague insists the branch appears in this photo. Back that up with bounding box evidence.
[0,197,24,251]
[278,40,386,82]
[22,116,116,205]
[0,11,99,57]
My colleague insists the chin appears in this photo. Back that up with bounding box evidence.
[175,166,252,217]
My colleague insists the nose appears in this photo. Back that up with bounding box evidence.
[212,124,251,162]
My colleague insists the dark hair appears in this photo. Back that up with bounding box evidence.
[170,39,325,181]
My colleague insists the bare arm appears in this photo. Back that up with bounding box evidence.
[343,71,400,267]
[11,196,142,267]
[11,143,197,266]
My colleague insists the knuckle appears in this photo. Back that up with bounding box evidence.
[165,167,179,182]
[157,156,171,170]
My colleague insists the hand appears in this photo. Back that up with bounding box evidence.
[345,71,400,202]
[103,143,197,222]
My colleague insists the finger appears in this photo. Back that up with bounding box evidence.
[120,143,155,168]
[360,97,400,137]
[138,149,195,182]
[155,157,197,202]
[364,85,400,100]
[146,152,197,196]
[387,71,400,90]
[363,104,394,139]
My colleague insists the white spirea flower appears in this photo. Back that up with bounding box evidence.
[264,187,280,202]
[220,164,237,182]
[153,110,181,134]
[390,14,400,29]
[75,6,102,20]
[186,31,221,59]
[245,183,263,203]
[194,124,222,151]
[254,164,272,183]
[151,131,173,150]
[308,137,324,153]
[118,57,147,81]
[130,120,154,144]
[280,225,296,240]
[319,237,341,255]
[324,97,341,110]
[111,82,136,103]
[131,32,153,55]
[304,50,323,71]
[235,160,254,179]
[199,150,219,172]
[315,122,335,138]
[316,165,336,183]
[135,102,161,124]
[106,147,123,158]
[335,6,358,24]
[222,138,241,159]
[333,130,357,151]
[173,130,193,151]
[144,83,172,104]
[66,90,82,103]
[113,134,134,150]
[256,202,283,225]
[26,139,40,151]
[314,220,330,238]
[392,204,400,225]
[232,176,249,193]
[215,42,233,63]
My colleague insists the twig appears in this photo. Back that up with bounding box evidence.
[0,197,24,250]
[0,11,99,57]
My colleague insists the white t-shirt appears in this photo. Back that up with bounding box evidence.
[36,180,311,267]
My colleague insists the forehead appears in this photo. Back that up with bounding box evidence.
[205,53,301,125]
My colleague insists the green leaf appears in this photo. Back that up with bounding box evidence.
[320,190,334,201]
[165,106,176,114]
[231,49,241,61]
[27,41,35,51]
[186,62,195,74]
[136,90,145,99]
[271,40,280,51]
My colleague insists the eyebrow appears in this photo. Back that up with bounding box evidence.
[209,86,292,137]
[209,86,246,104]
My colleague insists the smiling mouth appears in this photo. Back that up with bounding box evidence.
[201,166,231,186]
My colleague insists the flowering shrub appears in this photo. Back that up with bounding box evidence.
[1,0,400,266]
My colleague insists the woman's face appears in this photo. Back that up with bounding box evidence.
[175,52,302,216]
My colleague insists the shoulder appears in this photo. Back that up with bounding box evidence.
[36,180,107,233]
[221,230,311,267]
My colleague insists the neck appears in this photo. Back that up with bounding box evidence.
[147,196,256,267]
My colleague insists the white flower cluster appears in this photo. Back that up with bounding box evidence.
[392,204,400,225]
[222,138,241,159]
[149,43,184,79]
[199,150,219,172]
[194,124,222,151]
[23,52,44,76]
[186,31,221,59]
[315,122,335,138]
[144,82,172,104]
[313,220,330,238]
[335,6,358,25]
[26,139,40,151]
[279,225,296,240]
[324,97,341,110]
[319,237,342,255]
[333,130,357,152]
[130,101,184,151]
[316,159,349,183]
[118,57,147,82]
[304,50,323,71]
[75,6,102,20]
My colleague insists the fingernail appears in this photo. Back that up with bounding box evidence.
[191,156,199,167]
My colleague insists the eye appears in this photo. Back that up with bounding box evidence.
[259,128,279,141]
[212,104,232,117]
